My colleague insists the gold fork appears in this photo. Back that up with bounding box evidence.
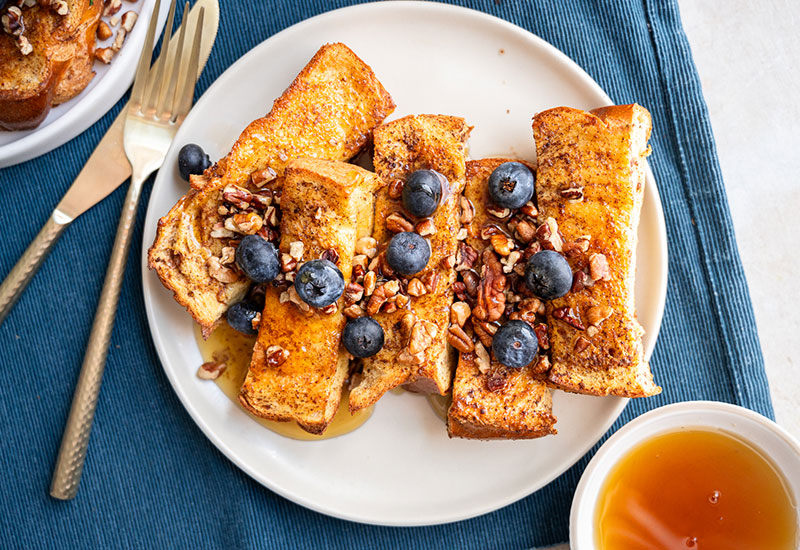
[49,0,204,500]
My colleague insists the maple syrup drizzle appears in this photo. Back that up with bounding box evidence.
[193,323,373,440]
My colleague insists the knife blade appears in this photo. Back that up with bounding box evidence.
[0,0,219,324]
[57,0,220,221]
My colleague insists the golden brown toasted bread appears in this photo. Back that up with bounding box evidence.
[348,114,469,413]
[148,43,395,336]
[0,0,101,130]
[446,158,557,440]
[238,158,381,434]
[532,104,659,397]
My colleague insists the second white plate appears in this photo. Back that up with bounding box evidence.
[141,1,668,526]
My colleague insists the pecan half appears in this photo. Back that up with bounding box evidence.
[472,250,506,322]
[461,270,480,297]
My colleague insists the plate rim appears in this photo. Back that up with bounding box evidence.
[0,0,170,168]
[140,0,668,526]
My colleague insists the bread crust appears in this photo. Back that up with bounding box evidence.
[532,104,660,397]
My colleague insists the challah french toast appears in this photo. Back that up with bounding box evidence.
[239,158,381,434]
[446,158,557,439]
[533,105,659,397]
[148,43,395,337]
[0,0,102,130]
[348,114,469,413]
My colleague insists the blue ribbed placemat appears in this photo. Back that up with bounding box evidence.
[0,1,772,548]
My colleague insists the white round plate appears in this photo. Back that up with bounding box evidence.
[0,0,170,168]
[141,2,668,526]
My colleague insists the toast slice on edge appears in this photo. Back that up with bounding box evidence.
[532,104,660,398]
[148,43,395,337]
[447,158,557,440]
[348,114,469,413]
[238,158,381,434]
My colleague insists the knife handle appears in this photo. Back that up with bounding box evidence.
[49,178,145,500]
[0,211,71,325]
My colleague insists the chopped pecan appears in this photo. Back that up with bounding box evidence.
[473,321,494,348]
[552,306,585,330]
[589,253,611,281]
[111,28,127,52]
[395,294,410,308]
[574,336,591,353]
[407,278,426,297]
[448,324,474,353]
[472,250,506,322]
[207,257,238,283]
[366,283,389,315]
[321,303,338,315]
[450,301,471,327]
[440,254,457,270]
[251,167,277,187]
[575,235,591,252]
[388,179,404,199]
[480,223,505,240]
[521,241,542,261]
[408,320,437,354]
[532,354,550,374]
[363,271,377,296]
[486,371,507,392]
[219,246,236,265]
[509,297,541,326]
[456,228,468,240]
[343,304,365,318]
[453,281,468,301]
[421,270,439,293]
[197,361,227,380]
[461,270,480,297]
[490,233,514,256]
[520,201,538,218]
[587,305,613,326]
[459,196,475,224]
[487,205,512,219]
[562,241,585,260]
[321,248,339,264]
[515,220,535,243]
[400,312,418,336]
[536,217,563,252]
[456,242,479,272]
[344,283,364,306]
[560,186,584,201]
[222,184,252,209]
[474,342,491,374]
[280,253,296,273]
[94,47,114,63]
[233,212,263,235]
[501,250,521,273]
[415,218,436,236]
[355,237,378,258]
[263,206,279,227]
[96,20,112,40]
[571,271,586,293]
[265,345,289,367]
[386,212,414,233]
[534,323,550,349]
[288,241,304,260]
[352,254,368,271]
[586,325,599,337]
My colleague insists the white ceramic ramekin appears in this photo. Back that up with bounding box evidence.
[570,401,800,549]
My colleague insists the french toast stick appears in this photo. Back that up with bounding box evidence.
[447,159,557,439]
[148,43,395,336]
[532,105,660,397]
[348,115,469,413]
[238,158,380,434]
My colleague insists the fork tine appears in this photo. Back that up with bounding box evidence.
[157,1,190,119]
[143,0,177,114]
[173,7,204,123]
[129,0,162,109]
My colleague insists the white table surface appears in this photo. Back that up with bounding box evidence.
[539,2,799,548]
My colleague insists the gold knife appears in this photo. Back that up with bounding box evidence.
[0,0,219,325]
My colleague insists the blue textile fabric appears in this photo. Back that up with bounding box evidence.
[0,1,772,548]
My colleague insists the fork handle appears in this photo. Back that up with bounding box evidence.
[0,211,71,325]
[50,179,144,500]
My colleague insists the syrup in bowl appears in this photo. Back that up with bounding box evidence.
[193,322,372,440]
[595,428,798,550]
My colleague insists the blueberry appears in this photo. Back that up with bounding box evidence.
[178,143,211,180]
[402,169,444,218]
[226,301,260,335]
[385,232,431,275]
[342,317,385,358]
[294,259,344,308]
[524,250,573,300]
[235,235,280,283]
[488,162,535,210]
[492,320,539,368]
